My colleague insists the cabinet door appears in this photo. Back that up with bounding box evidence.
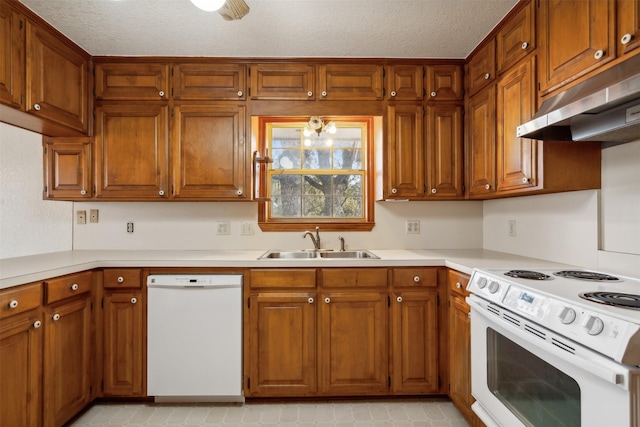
[43,296,92,427]
[318,64,384,100]
[467,38,495,96]
[319,291,388,395]
[390,290,438,394]
[172,63,246,100]
[172,104,247,199]
[25,21,88,133]
[466,86,496,198]
[539,0,615,94]
[0,314,43,427]
[496,0,535,73]
[426,104,464,199]
[0,2,24,109]
[618,0,640,56]
[426,64,463,101]
[448,294,476,424]
[387,64,424,101]
[103,291,144,397]
[95,104,169,199]
[497,56,537,192]
[386,104,425,199]
[94,62,169,101]
[249,63,315,100]
[43,137,92,200]
[247,292,316,396]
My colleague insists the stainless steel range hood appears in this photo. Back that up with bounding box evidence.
[517,54,640,144]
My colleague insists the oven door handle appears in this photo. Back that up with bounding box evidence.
[468,296,626,388]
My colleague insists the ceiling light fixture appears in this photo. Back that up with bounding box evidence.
[303,116,337,137]
[190,0,227,12]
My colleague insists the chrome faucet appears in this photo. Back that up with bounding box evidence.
[338,236,345,251]
[303,226,321,250]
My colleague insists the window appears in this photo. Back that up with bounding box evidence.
[257,116,375,231]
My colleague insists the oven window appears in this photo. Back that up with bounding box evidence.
[487,328,581,427]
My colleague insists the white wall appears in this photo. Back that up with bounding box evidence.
[0,123,73,258]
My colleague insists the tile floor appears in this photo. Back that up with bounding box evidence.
[68,399,470,426]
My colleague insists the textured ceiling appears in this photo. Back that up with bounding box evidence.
[18,0,518,58]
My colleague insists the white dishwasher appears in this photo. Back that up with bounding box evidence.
[147,274,243,402]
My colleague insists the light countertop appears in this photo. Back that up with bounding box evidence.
[0,249,577,290]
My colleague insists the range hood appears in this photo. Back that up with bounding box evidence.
[517,54,640,144]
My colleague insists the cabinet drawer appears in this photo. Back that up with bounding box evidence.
[321,268,387,288]
[250,269,316,289]
[391,268,437,288]
[448,269,470,297]
[45,271,93,305]
[0,282,42,319]
[103,269,142,289]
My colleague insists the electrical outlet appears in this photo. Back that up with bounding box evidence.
[127,222,134,233]
[89,209,99,223]
[76,210,86,225]
[508,220,517,237]
[240,222,254,235]
[406,220,420,234]
[216,221,231,235]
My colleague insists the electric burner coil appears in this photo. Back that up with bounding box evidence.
[580,292,640,310]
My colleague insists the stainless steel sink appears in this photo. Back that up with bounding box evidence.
[258,250,379,260]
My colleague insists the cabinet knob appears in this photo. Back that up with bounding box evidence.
[308,297,314,304]
[159,90,165,97]
[594,49,604,60]
[396,296,403,303]
[431,188,437,194]
[158,190,165,196]
[431,91,437,97]
[33,320,42,329]
[521,41,529,50]
[131,297,137,304]
[390,91,397,97]
[324,297,331,304]
[391,188,398,194]
[484,73,491,80]
[321,91,327,97]
[52,313,61,321]
[307,91,313,97]
[117,276,124,283]
[9,300,18,309]
[485,184,491,190]
[413,276,420,282]
[468,312,471,319]
[70,283,79,291]
[456,282,462,289]
[621,34,632,45]
[33,103,41,111]
[522,177,529,183]
[237,91,243,97]
[80,189,87,195]
[237,190,243,196]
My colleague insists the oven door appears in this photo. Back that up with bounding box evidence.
[468,294,640,427]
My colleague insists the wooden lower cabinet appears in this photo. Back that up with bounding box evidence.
[43,294,92,427]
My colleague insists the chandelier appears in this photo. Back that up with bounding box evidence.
[303,116,337,137]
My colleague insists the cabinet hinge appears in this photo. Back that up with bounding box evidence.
[90,301,93,311]
[436,295,440,306]
[388,376,391,388]
[382,87,386,97]
[438,375,441,388]
[247,297,250,309]
[93,109,96,117]
[171,184,174,195]
[90,385,92,395]
[43,185,47,193]
[171,67,174,76]
[101,379,104,391]
[101,297,104,309]
[247,377,250,389]
[537,0,540,7]
[20,94,25,105]
[171,87,174,97]
[171,108,174,118]
[387,296,390,307]
[19,19,23,29]
[43,147,47,155]
[247,87,251,97]
[462,184,466,193]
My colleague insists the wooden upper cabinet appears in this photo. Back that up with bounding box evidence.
[318,63,384,100]
[172,63,246,100]
[426,64,463,101]
[496,0,535,73]
[0,2,25,109]
[95,103,169,199]
[466,85,496,198]
[497,56,537,192]
[94,62,169,101]
[171,104,247,200]
[426,104,464,199]
[43,137,92,200]
[386,64,424,101]
[538,0,616,95]
[617,0,640,56]
[249,63,315,100]
[25,21,89,133]
[467,38,496,96]
[386,104,425,199]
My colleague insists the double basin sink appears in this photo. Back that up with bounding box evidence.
[259,250,379,260]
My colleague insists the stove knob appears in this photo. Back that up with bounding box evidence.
[583,315,605,336]
[558,307,577,324]
[476,277,488,289]
[488,281,500,294]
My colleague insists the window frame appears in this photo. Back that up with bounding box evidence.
[257,116,376,232]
